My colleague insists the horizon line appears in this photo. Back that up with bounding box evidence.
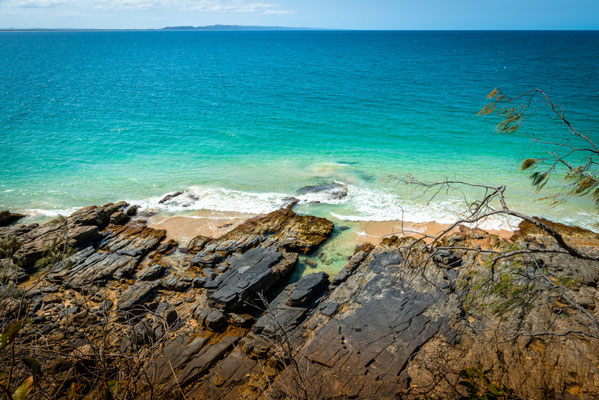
[2,27,599,32]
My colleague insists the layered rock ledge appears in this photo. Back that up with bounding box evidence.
[1,203,598,399]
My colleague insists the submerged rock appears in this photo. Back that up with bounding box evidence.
[0,210,25,227]
[159,191,184,204]
[296,182,349,201]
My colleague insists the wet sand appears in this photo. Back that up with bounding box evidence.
[355,220,514,246]
[148,211,514,248]
[147,210,256,245]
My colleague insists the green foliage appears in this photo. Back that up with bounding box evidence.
[555,275,583,289]
[34,238,74,270]
[0,235,21,259]
[481,88,599,208]
[458,366,521,400]
[520,158,537,171]
[462,256,539,321]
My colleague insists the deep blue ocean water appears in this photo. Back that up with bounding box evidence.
[1,30,598,231]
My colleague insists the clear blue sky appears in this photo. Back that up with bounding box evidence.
[1,0,598,30]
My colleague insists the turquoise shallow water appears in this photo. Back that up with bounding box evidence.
[1,31,598,231]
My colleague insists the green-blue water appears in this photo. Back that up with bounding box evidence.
[1,31,598,231]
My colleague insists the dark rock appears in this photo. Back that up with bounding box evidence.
[132,320,154,346]
[40,285,58,293]
[114,263,136,280]
[192,277,207,288]
[67,203,125,228]
[273,246,446,399]
[433,249,462,268]
[229,313,254,327]
[110,211,129,225]
[252,285,309,337]
[187,235,211,253]
[176,336,239,389]
[59,306,80,318]
[98,300,113,312]
[208,247,297,310]
[101,222,166,257]
[202,268,218,281]
[162,275,191,292]
[320,300,339,316]
[126,205,139,216]
[287,272,329,307]
[0,210,25,227]
[155,302,178,326]
[138,264,166,281]
[194,307,227,331]
[0,223,37,239]
[332,250,369,285]
[50,250,136,288]
[199,206,334,256]
[216,265,228,273]
[156,239,177,254]
[191,251,224,267]
[0,259,28,284]
[117,281,159,315]
[5,202,129,269]
[159,191,183,204]
[14,222,101,269]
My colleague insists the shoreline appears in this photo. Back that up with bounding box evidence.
[146,209,515,248]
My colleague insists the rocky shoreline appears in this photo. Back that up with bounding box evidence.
[1,201,599,399]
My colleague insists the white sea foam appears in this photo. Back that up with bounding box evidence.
[27,208,81,218]
[130,186,290,214]
[130,183,522,231]
[22,182,593,233]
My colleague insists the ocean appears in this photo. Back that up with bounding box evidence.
[1,30,598,232]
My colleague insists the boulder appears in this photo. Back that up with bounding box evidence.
[126,205,139,216]
[110,211,129,225]
[194,307,227,331]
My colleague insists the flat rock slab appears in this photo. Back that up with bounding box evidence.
[208,247,296,310]
[270,247,453,399]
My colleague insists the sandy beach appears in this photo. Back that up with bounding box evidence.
[147,210,256,244]
[148,210,515,249]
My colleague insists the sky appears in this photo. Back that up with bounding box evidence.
[0,0,598,30]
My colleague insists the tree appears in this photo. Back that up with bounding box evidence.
[479,88,599,207]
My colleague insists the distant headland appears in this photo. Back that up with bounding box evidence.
[0,25,322,32]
